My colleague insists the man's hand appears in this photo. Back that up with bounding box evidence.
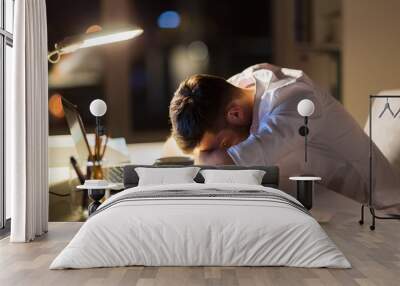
[194,148,234,165]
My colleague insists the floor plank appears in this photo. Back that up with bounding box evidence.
[0,188,399,286]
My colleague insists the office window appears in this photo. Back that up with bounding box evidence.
[1,0,14,229]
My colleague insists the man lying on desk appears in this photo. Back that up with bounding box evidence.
[169,63,400,210]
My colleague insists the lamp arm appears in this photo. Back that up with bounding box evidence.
[48,49,61,63]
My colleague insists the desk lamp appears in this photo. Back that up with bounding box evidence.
[297,99,315,163]
[48,27,143,63]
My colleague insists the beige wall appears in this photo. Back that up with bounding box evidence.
[272,0,340,102]
[342,0,400,126]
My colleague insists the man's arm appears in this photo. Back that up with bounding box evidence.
[194,149,235,165]
[228,86,322,166]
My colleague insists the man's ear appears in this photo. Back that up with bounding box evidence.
[226,104,245,126]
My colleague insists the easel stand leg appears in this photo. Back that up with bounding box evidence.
[369,207,376,231]
[360,204,400,231]
[359,204,364,225]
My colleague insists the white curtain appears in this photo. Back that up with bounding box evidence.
[8,0,49,242]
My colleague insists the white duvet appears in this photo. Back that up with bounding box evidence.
[50,183,350,269]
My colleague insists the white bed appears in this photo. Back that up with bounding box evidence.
[50,183,350,269]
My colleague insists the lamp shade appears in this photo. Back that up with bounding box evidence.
[297,99,315,117]
[80,29,143,50]
[90,99,107,117]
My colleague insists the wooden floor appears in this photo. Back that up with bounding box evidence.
[1,188,399,286]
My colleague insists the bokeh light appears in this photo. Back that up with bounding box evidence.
[158,11,180,29]
[187,41,209,62]
[49,93,64,119]
[86,25,102,34]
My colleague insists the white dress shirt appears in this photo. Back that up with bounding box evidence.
[227,63,400,209]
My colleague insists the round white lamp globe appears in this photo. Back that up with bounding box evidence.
[297,99,315,117]
[90,99,107,117]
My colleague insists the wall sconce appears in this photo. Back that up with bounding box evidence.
[87,99,108,179]
[297,99,315,163]
[90,99,107,137]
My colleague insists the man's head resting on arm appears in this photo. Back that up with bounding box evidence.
[169,74,255,164]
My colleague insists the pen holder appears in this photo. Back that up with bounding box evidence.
[86,136,106,180]
[88,132,107,179]
[91,160,104,179]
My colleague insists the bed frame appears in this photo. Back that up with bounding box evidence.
[123,165,280,189]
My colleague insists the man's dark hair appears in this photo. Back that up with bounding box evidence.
[169,74,238,153]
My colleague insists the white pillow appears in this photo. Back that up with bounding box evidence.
[135,167,200,186]
[200,169,266,185]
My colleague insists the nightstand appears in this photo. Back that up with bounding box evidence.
[77,182,124,215]
[289,176,321,210]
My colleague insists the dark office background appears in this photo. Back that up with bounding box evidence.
[46,0,273,142]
